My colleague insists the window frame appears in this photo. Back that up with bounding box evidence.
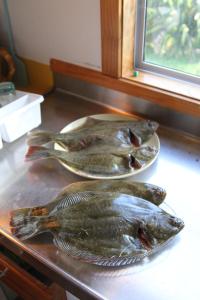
[51,0,200,118]
[135,0,200,85]
[100,0,200,115]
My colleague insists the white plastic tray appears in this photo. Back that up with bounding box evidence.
[0,91,44,142]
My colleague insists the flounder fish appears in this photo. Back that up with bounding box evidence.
[10,191,184,266]
[10,180,166,219]
[25,145,157,176]
[27,119,158,150]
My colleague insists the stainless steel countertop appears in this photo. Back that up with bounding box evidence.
[0,91,200,300]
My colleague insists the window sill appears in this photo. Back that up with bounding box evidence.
[51,59,200,117]
[125,70,200,101]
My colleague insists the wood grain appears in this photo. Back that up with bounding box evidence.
[50,58,200,117]
[0,252,53,300]
[127,71,200,101]
[49,283,67,300]
[100,0,122,78]
[122,0,137,77]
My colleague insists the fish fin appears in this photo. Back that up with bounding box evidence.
[10,206,49,227]
[27,130,54,146]
[53,235,146,266]
[53,235,103,262]
[76,117,104,130]
[25,146,52,161]
[50,191,90,213]
[70,117,107,132]
[10,216,58,240]
[53,235,71,252]
[10,220,41,240]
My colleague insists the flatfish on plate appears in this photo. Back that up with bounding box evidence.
[25,145,158,176]
[27,119,159,150]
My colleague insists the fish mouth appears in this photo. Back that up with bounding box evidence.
[138,227,152,250]
[152,187,167,203]
[159,190,167,200]
[147,120,159,131]
[169,216,184,232]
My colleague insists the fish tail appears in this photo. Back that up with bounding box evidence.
[11,221,41,240]
[10,206,49,227]
[10,215,59,240]
[27,130,55,146]
[25,146,53,161]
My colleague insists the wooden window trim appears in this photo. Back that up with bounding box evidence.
[50,0,200,117]
[50,59,200,117]
[101,0,122,77]
[100,0,200,115]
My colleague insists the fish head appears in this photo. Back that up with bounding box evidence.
[129,120,159,146]
[137,120,159,132]
[129,146,158,169]
[144,185,167,205]
[137,212,184,250]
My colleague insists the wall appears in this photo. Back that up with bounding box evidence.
[0,0,9,47]
[0,0,101,69]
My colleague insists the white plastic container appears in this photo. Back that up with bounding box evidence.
[0,91,44,142]
[0,134,2,149]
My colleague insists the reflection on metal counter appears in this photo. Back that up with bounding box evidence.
[0,90,199,300]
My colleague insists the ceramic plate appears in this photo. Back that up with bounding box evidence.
[54,114,160,179]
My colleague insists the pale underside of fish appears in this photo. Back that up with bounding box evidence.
[10,180,166,219]
[10,191,184,266]
[27,118,159,151]
[25,145,158,176]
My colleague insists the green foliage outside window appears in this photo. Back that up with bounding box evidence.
[144,0,200,76]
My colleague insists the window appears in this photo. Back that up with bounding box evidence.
[135,0,200,84]
[53,1,200,118]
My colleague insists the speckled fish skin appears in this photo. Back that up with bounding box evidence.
[10,192,184,259]
[25,147,132,175]
[73,117,158,133]
[27,119,158,150]
[27,128,133,151]
[55,127,134,151]
[72,118,159,147]
[57,180,166,206]
[25,145,157,176]
[10,180,166,221]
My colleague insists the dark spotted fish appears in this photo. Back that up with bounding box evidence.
[10,180,166,219]
[71,117,159,147]
[10,191,184,266]
[27,127,134,151]
[25,145,157,176]
[27,119,158,150]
